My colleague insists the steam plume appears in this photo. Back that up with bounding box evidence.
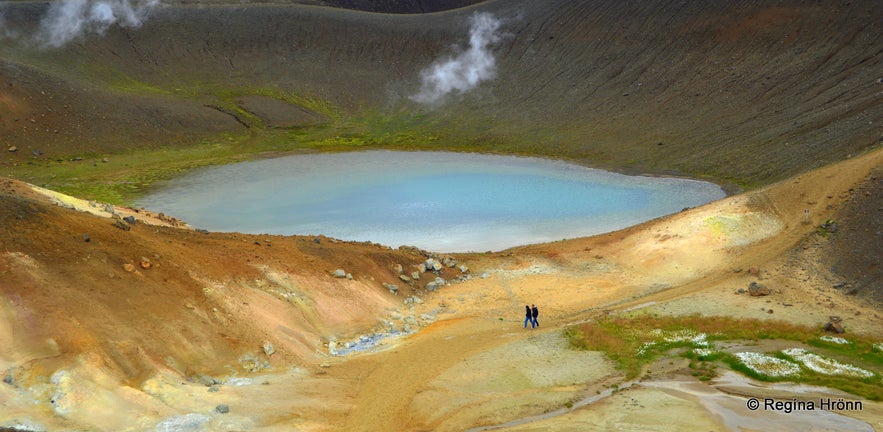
[37,0,160,48]
[411,12,505,105]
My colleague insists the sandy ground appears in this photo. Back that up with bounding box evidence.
[1,149,882,431]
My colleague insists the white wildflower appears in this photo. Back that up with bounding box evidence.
[636,341,656,356]
[782,348,874,378]
[693,348,715,358]
[735,352,801,377]
[819,335,850,345]
[650,329,710,347]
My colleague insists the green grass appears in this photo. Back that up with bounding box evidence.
[565,314,883,399]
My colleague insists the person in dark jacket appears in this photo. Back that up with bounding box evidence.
[531,304,539,328]
[524,305,532,328]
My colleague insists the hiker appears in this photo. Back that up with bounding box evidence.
[524,305,532,328]
[531,304,539,328]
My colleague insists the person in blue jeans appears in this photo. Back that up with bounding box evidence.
[531,304,539,328]
[524,305,532,328]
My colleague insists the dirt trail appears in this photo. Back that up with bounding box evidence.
[338,317,504,431]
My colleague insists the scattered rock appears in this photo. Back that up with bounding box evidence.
[458,265,469,273]
[83,233,91,242]
[262,341,276,356]
[383,283,399,295]
[123,263,136,272]
[215,404,230,414]
[139,257,152,270]
[7,145,17,152]
[820,219,839,233]
[823,316,844,333]
[833,282,847,289]
[112,219,130,231]
[398,274,411,283]
[424,258,443,272]
[411,271,420,280]
[199,375,219,387]
[207,385,220,393]
[425,277,446,291]
[392,263,403,274]
[332,269,347,278]
[736,288,746,294]
[123,215,135,225]
[748,281,771,296]
[748,266,760,276]
[312,237,321,244]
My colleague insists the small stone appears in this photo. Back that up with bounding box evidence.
[346,273,353,280]
[215,404,230,414]
[262,341,276,356]
[123,215,135,225]
[139,257,152,269]
[83,233,91,242]
[208,385,220,393]
[383,283,399,295]
[112,219,130,231]
[398,274,411,283]
[392,264,403,274]
[199,375,218,387]
[748,281,771,296]
[7,146,16,152]
[332,269,347,278]
[123,263,136,272]
[411,271,420,280]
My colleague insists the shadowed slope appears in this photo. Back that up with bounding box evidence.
[0,0,880,189]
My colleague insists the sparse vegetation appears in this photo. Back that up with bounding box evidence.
[565,314,883,399]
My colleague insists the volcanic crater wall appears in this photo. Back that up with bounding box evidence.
[0,0,881,186]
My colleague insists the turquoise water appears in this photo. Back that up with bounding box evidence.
[137,151,725,252]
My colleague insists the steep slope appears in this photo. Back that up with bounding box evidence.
[0,176,444,381]
[0,0,880,189]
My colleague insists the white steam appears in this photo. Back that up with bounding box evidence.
[37,0,160,48]
[411,12,505,105]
